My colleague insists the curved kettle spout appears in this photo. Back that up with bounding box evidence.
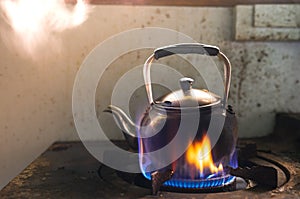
[104,105,138,150]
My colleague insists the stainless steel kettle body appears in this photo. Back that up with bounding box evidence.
[106,43,238,189]
[138,44,238,186]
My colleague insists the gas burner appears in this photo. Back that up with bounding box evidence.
[99,143,290,195]
[161,175,236,190]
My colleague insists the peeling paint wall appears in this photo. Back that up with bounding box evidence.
[0,5,299,189]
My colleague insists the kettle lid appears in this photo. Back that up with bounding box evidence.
[155,77,220,108]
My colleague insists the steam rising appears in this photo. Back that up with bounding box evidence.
[0,0,91,58]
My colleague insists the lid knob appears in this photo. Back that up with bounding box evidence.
[179,77,194,92]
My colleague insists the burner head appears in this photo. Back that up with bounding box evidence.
[160,175,236,190]
[147,169,236,194]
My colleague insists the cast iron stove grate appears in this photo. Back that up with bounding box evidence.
[99,143,288,195]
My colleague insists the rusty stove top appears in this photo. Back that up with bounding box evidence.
[0,113,299,199]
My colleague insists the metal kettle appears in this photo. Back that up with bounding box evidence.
[105,43,238,182]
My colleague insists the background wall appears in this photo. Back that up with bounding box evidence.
[0,5,299,189]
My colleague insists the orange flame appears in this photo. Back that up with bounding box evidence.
[186,135,223,177]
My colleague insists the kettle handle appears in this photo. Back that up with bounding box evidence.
[143,43,231,108]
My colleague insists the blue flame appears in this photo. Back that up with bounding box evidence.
[163,175,235,189]
[229,149,238,169]
[143,172,235,189]
[140,149,238,189]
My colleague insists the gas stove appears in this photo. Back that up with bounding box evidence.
[0,113,299,199]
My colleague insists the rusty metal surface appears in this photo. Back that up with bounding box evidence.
[1,113,300,199]
[0,139,299,199]
[0,141,151,199]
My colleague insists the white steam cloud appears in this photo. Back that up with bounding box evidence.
[0,0,91,58]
